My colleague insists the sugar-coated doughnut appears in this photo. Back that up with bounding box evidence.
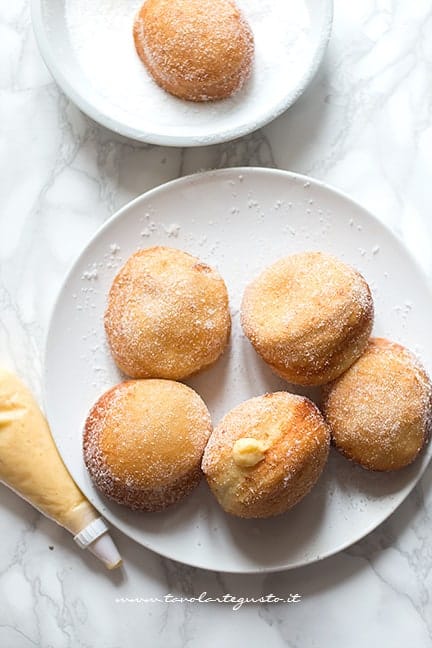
[105,246,231,380]
[133,0,254,101]
[322,338,432,471]
[202,392,330,518]
[241,251,374,386]
[83,379,212,511]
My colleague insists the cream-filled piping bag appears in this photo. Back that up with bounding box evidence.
[0,368,122,569]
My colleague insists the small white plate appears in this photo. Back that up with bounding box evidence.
[32,0,333,146]
[45,168,432,573]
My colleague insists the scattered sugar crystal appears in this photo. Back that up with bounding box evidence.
[82,264,98,280]
[163,223,180,237]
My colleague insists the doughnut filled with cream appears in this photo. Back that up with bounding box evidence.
[202,392,330,518]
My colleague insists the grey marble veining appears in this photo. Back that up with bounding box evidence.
[1,1,432,646]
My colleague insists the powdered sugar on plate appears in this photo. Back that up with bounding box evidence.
[64,0,312,137]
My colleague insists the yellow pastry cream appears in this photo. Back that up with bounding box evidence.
[232,437,269,468]
[0,368,121,568]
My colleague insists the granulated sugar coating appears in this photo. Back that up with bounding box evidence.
[104,246,231,379]
[323,338,432,472]
[241,251,374,386]
[202,392,330,518]
[133,0,254,101]
[83,379,212,511]
[65,0,312,135]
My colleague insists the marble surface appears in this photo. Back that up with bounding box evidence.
[1,0,432,646]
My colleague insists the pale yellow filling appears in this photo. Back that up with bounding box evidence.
[0,368,99,534]
[232,437,269,468]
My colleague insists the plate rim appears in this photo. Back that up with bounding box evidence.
[44,167,432,573]
[31,0,333,147]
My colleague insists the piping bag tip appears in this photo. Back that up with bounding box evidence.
[74,517,123,570]
[88,532,123,570]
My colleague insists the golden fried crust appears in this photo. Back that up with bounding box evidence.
[105,246,231,380]
[83,379,212,511]
[241,251,374,386]
[202,392,330,518]
[133,0,254,102]
[322,338,432,471]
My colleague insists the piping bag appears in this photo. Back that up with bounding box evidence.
[0,368,122,569]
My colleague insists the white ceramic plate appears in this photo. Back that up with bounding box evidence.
[32,0,332,146]
[44,168,432,573]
